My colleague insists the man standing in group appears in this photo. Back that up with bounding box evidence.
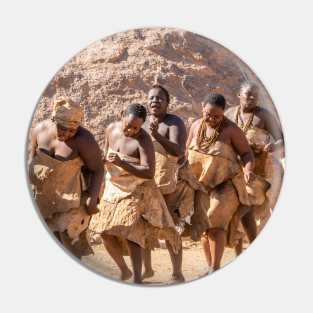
[186,93,255,271]
[28,96,104,258]
[143,85,198,282]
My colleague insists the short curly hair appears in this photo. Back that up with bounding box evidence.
[203,93,226,110]
[124,103,147,121]
[240,81,259,95]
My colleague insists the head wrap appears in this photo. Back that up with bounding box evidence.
[52,97,83,129]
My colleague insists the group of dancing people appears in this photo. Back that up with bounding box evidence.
[28,81,284,284]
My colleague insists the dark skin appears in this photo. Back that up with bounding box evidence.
[144,87,187,162]
[102,114,155,284]
[225,87,284,153]
[187,104,255,183]
[225,86,283,247]
[104,116,155,179]
[187,103,255,271]
[142,87,187,282]
[29,119,104,215]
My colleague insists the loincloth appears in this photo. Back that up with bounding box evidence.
[153,141,179,195]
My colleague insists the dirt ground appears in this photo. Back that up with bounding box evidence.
[81,239,244,286]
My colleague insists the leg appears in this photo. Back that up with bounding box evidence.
[165,241,185,282]
[206,228,227,271]
[58,231,83,259]
[142,248,155,279]
[235,238,243,256]
[201,234,212,268]
[241,210,257,243]
[126,240,143,284]
[101,234,132,281]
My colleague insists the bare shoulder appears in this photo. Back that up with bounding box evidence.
[138,128,153,146]
[105,121,122,138]
[255,106,274,119]
[75,127,102,159]
[34,119,53,133]
[165,113,186,128]
[106,121,118,133]
[75,127,100,150]
[223,117,242,134]
[191,118,202,129]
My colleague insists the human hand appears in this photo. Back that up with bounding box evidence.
[107,152,122,166]
[149,120,159,137]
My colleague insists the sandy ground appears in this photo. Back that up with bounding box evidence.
[81,239,243,286]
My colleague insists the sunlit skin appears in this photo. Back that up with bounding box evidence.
[186,100,255,271]
[143,87,187,282]
[225,85,285,253]
[225,85,284,153]
[29,119,104,214]
[101,112,156,283]
[28,116,104,259]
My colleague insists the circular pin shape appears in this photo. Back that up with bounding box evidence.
[27,27,285,286]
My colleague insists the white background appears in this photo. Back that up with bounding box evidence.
[1,1,312,312]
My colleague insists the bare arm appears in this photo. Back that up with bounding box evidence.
[77,130,104,211]
[102,124,113,161]
[152,117,187,157]
[262,109,283,141]
[262,109,284,151]
[231,126,255,180]
[186,120,198,150]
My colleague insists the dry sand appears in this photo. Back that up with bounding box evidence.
[81,240,244,286]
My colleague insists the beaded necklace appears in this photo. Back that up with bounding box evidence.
[235,106,255,133]
[196,118,223,153]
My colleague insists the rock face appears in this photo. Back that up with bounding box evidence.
[31,27,277,148]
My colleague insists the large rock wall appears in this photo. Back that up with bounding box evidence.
[32,27,275,148]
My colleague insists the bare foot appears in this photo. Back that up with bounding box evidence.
[133,277,142,284]
[120,269,132,281]
[142,269,155,280]
[172,272,185,283]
